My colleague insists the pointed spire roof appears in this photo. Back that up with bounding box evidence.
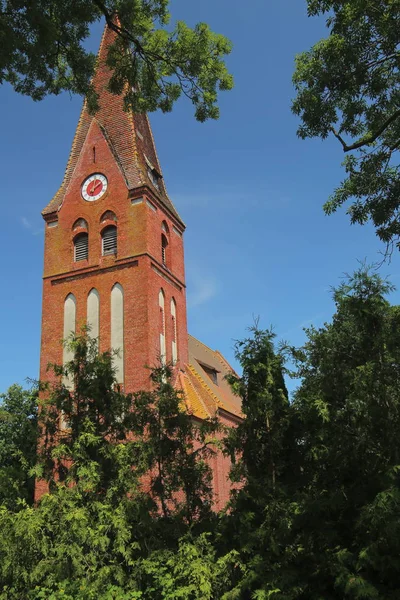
[43,24,183,226]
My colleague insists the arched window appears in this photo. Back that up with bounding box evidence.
[111,283,124,384]
[161,221,169,267]
[100,210,117,224]
[161,234,168,266]
[87,289,100,347]
[102,225,117,256]
[63,293,76,392]
[74,232,88,261]
[72,218,88,231]
[171,298,177,365]
[159,289,166,365]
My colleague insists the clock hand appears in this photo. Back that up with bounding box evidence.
[92,181,102,194]
[90,179,98,195]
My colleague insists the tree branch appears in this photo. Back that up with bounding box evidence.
[330,109,400,152]
[91,0,206,103]
[366,52,400,70]
[92,0,167,65]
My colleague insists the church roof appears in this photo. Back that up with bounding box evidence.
[42,24,184,227]
[181,335,243,420]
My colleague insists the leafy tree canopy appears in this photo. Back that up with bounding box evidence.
[287,266,400,598]
[0,0,233,121]
[2,271,400,598]
[0,384,38,509]
[0,332,236,599]
[220,268,400,599]
[222,327,295,599]
[293,1,400,252]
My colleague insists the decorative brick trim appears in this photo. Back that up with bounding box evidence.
[50,260,139,285]
[151,264,182,291]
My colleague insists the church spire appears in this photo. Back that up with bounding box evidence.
[42,24,183,226]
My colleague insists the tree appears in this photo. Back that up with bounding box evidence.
[0,332,232,599]
[1,1,233,121]
[129,364,219,529]
[288,267,400,598]
[221,327,296,599]
[0,384,38,509]
[225,326,290,496]
[292,1,400,252]
[218,271,400,599]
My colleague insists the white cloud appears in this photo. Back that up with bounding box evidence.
[20,216,42,236]
[187,271,218,308]
[21,216,31,229]
[279,312,326,340]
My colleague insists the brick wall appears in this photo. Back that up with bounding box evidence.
[41,118,188,391]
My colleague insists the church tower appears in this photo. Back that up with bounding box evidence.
[39,24,242,509]
[40,26,188,393]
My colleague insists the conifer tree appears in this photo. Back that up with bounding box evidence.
[0,384,38,509]
[220,272,400,599]
[0,332,228,599]
[289,267,400,598]
[221,326,295,599]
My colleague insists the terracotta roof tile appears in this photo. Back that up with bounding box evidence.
[186,365,219,416]
[174,335,244,421]
[187,335,243,418]
[178,371,211,420]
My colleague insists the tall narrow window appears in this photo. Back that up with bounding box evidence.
[159,289,166,365]
[171,298,177,365]
[87,289,100,348]
[102,225,117,255]
[63,293,76,391]
[161,234,168,266]
[111,283,124,384]
[74,232,88,261]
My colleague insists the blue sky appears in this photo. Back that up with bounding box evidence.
[1,0,399,396]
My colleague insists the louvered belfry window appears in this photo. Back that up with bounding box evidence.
[74,233,88,262]
[102,225,117,256]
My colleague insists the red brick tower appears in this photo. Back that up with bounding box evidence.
[40,26,188,393]
[39,25,242,509]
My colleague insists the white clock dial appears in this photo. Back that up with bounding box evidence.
[82,173,108,201]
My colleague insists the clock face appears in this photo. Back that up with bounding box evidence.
[82,173,108,201]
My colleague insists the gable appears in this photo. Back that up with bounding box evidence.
[180,335,243,420]
[42,24,184,226]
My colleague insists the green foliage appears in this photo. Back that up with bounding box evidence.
[287,266,400,598]
[0,1,233,120]
[225,326,290,492]
[292,0,400,250]
[0,332,226,599]
[130,366,219,527]
[221,327,298,599]
[3,272,400,597]
[130,534,240,600]
[220,269,400,599]
[0,384,38,508]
